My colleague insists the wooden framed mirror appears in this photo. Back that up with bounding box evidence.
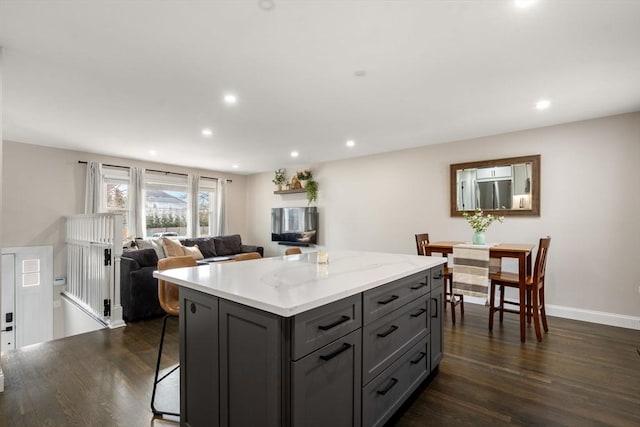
[450,154,540,217]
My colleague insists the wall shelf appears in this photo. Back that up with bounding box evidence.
[274,189,305,195]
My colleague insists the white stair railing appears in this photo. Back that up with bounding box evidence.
[65,213,125,329]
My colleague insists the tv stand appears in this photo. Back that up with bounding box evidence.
[278,242,310,247]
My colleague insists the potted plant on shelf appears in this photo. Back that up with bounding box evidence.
[272,168,287,191]
[305,179,318,205]
[462,208,504,244]
[296,169,313,188]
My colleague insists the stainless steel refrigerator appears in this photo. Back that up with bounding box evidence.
[476,180,512,210]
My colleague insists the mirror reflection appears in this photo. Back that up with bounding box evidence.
[450,155,540,217]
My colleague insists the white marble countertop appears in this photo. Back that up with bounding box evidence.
[153,250,446,317]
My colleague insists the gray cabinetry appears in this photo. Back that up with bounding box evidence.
[362,270,429,324]
[219,300,283,427]
[178,264,443,427]
[430,269,444,368]
[292,329,362,427]
[362,294,429,384]
[362,336,430,427]
[180,288,219,427]
[292,294,361,360]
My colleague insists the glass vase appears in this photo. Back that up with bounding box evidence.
[472,232,486,245]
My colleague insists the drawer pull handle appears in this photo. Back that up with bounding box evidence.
[319,343,352,361]
[431,297,438,318]
[318,315,350,331]
[378,295,399,305]
[376,378,399,396]
[410,282,427,290]
[377,325,399,338]
[410,352,427,365]
[410,308,427,318]
[433,274,443,280]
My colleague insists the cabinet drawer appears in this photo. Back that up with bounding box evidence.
[363,270,430,324]
[362,335,430,427]
[291,329,362,427]
[431,266,445,291]
[292,294,361,360]
[362,294,429,385]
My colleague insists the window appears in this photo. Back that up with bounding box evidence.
[198,178,218,237]
[103,166,130,237]
[145,172,188,237]
[22,259,40,287]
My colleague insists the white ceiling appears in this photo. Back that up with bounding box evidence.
[1,0,639,175]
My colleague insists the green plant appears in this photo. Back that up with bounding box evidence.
[462,208,504,232]
[296,169,313,181]
[305,179,318,205]
[272,168,287,186]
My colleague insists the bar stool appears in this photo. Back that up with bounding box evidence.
[284,247,302,255]
[234,252,262,261]
[151,255,197,417]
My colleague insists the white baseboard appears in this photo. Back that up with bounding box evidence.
[545,304,640,330]
[465,297,640,330]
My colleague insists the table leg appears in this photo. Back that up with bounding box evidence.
[519,254,526,343]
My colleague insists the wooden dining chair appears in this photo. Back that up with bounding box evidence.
[415,233,430,256]
[234,252,262,261]
[152,255,197,417]
[284,247,302,255]
[414,233,463,324]
[489,236,551,342]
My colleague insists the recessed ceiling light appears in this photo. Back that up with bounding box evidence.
[232,164,239,169]
[258,0,275,11]
[346,140,356,147]
[354,70,367,77]
[290,151,299,158]
[514,0,536,8]
[202,128,213,137]
[224,93,238,105]
[535,99,551,110]
[149,150,157,156]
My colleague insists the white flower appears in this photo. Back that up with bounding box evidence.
[462,209,504,233]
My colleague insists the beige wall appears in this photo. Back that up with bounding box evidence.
[1,141,248,278]
[245,112,640,325]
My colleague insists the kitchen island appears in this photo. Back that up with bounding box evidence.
[154,250,446,427]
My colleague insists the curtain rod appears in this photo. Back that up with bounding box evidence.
[77,161,232,182]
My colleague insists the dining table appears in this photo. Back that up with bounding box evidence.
[422,241,536,342]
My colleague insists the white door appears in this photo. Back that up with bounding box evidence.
[1,254,16,353]
[1,246,53,349]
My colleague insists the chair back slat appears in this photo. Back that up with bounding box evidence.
[415,233,430,255]
[533,236,551,286]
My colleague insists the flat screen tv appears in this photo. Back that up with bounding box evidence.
[271,207,318,246]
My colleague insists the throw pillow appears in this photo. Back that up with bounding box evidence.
[214,234,242,256]
[182,237,217,258]
[183,245,204,260]
[136,238,166,259]
[162,237,186,257]
[125,248,159,268]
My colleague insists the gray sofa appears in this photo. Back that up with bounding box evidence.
[120,234,263,322]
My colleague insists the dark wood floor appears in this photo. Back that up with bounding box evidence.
[1,303,639,426]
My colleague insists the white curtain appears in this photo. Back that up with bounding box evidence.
[216,178,228,236]
[129,167,145,237]
[188,174,200,237]
[84,161,103,214]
